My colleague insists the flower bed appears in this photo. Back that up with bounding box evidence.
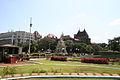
[51,56,67,61]
[81,58,109,64]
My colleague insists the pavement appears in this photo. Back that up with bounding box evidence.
[0,73,120,80]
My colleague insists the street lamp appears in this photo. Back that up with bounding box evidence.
[28,17,32,54]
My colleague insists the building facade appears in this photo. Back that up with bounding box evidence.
[46,34,57,39]
[0,31,34,45]
[74,29,91,44]
[33,31,42,41]
[60,32,73,41]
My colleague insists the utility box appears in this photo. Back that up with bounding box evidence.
[7,56,17,63]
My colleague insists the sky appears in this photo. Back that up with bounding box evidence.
[0,0,120,43]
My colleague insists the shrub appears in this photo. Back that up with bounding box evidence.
[31,53,39,57]
[39,69,47,73]
[32,68,47,73]
[50,68,62,73]
[51,56,67,61]
[81,58,109,64]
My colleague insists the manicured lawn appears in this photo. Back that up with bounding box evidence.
[30,59,120,68]
[0,59,120,75]
[27,59,120,73]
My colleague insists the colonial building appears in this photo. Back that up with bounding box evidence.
[0,31,34,45]
[46,34,57,39]
[60,32,73,40]
[74,29,91,44]
[33,31,42,41]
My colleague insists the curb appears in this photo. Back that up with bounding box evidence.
[1,75,120,80]
[0,73,120,79]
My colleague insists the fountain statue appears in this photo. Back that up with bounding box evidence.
[56,34,67,55]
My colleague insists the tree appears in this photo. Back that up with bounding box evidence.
[72,42,87,53]
[38,37,57,52]
[64,40,74,53]
[20,40,38,53]
[108,37,120,51]
[86,45,94,53]
[98,43,108,51]
[21,42,29,53]
[30,40,38,52]
[91,43,102,54]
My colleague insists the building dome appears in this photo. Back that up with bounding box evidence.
[46,34,57,39]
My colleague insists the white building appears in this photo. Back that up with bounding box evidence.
[0,31,34,45]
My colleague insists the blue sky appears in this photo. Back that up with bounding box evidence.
[0,0,120,43]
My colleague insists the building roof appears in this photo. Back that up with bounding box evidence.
[0,44,19,48]
[34,31,42,40]
[46,34,57,39]
[75,29,89,37]
[77,29,81,35]
[61,35,73,40]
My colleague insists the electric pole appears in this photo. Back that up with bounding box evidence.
[28,17,32,54]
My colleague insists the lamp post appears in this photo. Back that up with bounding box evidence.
[28,17,32,54]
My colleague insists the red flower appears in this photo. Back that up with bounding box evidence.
[81,58,109,64]
[51,56,67,61]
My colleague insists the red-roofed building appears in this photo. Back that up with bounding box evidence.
[46,34,57,39]
[61,35,73,40]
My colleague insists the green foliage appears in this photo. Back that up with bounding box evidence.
[73,43,88,53]
[86,45,94,53]
[38,37,57,52]
[39,69,47,73]
[99,51,120,53]
[0,59,120,75]
[31,41,38,52]
[19,36,120,54]
[91,43,103,54]
[2,66,17,75]
[108,36,120,51]
[65,40,74,53]
[98,43,108,51]
[21,42,29,52]
[19,52,27,57]
[32,67,47,73]
[31,53,39,56]
[20,40,38,53]
[50,68,62,73]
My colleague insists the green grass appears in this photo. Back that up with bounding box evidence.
[0,59,120,75]
[30,59,120,69]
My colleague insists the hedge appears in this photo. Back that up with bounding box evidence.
[51,56,67,61]
[81,58,109,64]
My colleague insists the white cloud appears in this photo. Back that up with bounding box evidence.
[75,13,87,18]
[108,19,120,26]
[79,13,87,17]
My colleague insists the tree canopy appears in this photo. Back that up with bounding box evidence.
[20,36,120,54]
